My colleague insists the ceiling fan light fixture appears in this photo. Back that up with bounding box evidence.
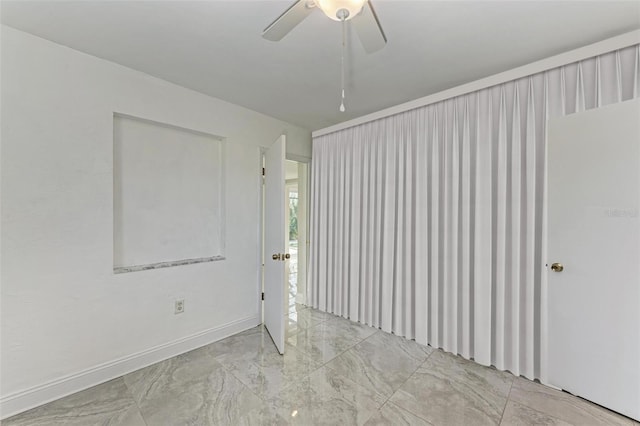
[315,0,367,21]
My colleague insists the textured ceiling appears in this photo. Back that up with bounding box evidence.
[2,1,639,131]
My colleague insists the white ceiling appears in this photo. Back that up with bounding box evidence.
[2,1,639,131]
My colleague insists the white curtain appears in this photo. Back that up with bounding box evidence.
[309,44,640,380]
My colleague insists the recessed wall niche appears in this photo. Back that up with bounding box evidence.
[113,114,225,273]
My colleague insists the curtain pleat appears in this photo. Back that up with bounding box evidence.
[576,62,586,113]
[494,87,508,370]
[460,99,472,360]
[308,44,639,380]
[634,45,640,97]
[524,78,537,376]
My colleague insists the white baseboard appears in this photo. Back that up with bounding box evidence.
[539,380,563,391]
[0,315,260,420]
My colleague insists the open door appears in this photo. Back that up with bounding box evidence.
[547,99,640,421]
[264,135,287,354]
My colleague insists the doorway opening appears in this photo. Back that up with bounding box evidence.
[284,160,309,312]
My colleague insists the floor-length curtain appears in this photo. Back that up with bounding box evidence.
[308,44,640,381]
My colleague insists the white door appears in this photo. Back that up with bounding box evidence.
[264,135,287,354]
[547,99,640,421]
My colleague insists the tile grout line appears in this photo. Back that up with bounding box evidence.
[213,356,267,403]
[265,313,386,420]
[497,374,516,425]
[319,329,379,373]
[502,378,634,426]
[126,315,430,425]
[290,313,388,404]
[291,310,381,366]
[315,321,381,370]
[209,340,321,421]
[120,377,149,426]
[312,311,438,411]
[319,322,437,417]
[219,312,343,406]
[375,346,437,422]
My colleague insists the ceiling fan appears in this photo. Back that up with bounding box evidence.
[262,0,387,54]
[262,0,387,112]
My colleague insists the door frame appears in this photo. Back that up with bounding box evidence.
[284,155,311,310]
[257,146,266,322]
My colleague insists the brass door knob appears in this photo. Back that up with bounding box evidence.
[272,253,281,260]
[551,263,564,272]
[284,253,290,260]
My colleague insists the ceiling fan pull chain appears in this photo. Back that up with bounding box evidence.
[339,15,346,112]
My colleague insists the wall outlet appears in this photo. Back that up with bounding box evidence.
[174,299,185,314]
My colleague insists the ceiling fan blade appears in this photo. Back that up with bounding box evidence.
[352,1,387,53]
[262,0,315,41]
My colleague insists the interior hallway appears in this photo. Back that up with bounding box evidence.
[3,305,634,426]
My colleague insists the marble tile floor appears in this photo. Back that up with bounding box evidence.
[4,305,637,426]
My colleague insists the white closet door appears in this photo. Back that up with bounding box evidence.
[547,99,640,421]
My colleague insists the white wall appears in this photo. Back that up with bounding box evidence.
[0,25,311,417]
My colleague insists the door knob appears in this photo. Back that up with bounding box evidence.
[551,263,564,272]
[272,253,281,260]
[284,253,290,260]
